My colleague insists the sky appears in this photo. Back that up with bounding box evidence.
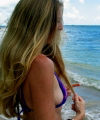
[0,0,100,25]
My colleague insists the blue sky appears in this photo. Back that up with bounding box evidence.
[0,0,100,25]
[63,0,100,25]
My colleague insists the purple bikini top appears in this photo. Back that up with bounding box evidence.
[17,72,68,120]
[54,72,68,108]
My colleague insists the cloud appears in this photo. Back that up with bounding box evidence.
[79,0,85,4]
[64,7,78,18]
[63,0,86,24]
[0,0,19,25]
[63,0,70,9]
[97,5,100,10]
[0,7,11,25]
[94,16,100,25]
[95,16,100,21]
[64,7,86,20]
[0,0,19,7]
[95,5,100,22]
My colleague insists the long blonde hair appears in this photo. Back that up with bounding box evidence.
[0,0,74,118]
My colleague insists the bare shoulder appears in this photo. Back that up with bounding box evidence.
[32,54,54,70]
[27,54,54,84]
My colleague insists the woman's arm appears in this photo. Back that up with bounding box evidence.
[27,55,61,120]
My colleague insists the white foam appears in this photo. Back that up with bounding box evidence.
[85,109,100,120]
[61,97,100,120]
[67,70,100,90]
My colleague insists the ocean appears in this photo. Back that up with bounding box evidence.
[61,25,100,120]
[61,25,100,90]
[0,25,100,120]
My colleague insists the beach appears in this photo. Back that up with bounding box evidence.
[61,83,100,120]
[0,25,100,120]
[61,25,100,120]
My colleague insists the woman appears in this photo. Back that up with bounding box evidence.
[0,0,85,120]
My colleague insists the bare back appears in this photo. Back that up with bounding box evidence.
[22,54,63,120]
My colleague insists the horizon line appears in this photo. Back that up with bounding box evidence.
[0,24,100,27]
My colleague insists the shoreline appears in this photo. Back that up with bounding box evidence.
[62,85,100,120]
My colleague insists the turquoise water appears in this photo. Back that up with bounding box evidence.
[61,25,100,120]
[61,25,100,90]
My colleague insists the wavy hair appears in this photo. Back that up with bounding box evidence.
[0,0,74,118]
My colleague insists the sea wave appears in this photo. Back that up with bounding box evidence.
[67,70,100,90]
[64,60,100,71]
[62,97,100,120]
[85,109,100,120]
